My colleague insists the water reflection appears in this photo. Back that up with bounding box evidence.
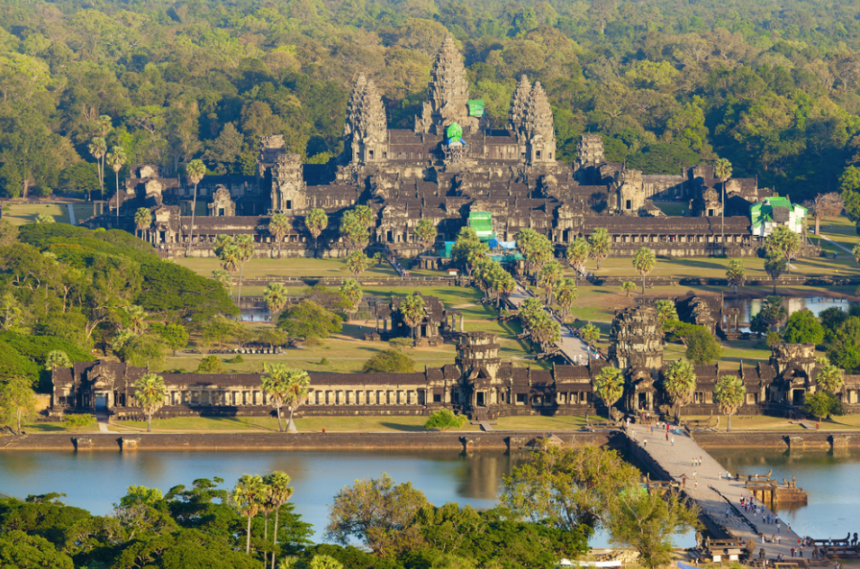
[709,448,860,539]
[724,296,854,324]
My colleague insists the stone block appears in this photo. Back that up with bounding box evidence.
[73,437,93,450]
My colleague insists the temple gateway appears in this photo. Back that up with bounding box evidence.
[85,37,811,260]
[50,306,856,422]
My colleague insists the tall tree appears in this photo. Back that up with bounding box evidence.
[566,237,591,277]
[232,474,267,555]
[283,368,310,433]
[816,361,844,394]
[134,208,151,241]
[234,234,255,306]
[133,373,167,433]
[414,218,437,251]
[269,214,291,258]
[662,359,697,420]
[261,362,292,432]
[805,192,843,235]
[264,471,294,569]
[714,375,745,432]
[0,376,38,435]
[764,254,787,294]
[346,250,371,277]
[305,208,328,252]
[88,137,107,200]
[339,279,363,319]
[555,278,578,321]
[580,323,599,360]
[588,228,612,271]
[632,247,656,294]
[538,260,564,304]
[594,365,625,418]
[107,146,127,224]
[263,283,290,315]
[726,259,745,294]
[765,225,801,274]
[399,294,426,340]
[184,159,206,257]
[714,158,732,253]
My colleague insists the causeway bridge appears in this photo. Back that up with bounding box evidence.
[626,424,803,561]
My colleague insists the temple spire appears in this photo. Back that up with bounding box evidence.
[522,81,556,164]
[343,73,388,165]
[414,36,478,135]
[509,74,530,137]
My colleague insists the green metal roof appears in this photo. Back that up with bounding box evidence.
[468,99,484,117]
[445,122,463,140]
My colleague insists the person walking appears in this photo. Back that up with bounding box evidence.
[671,437,675,446]
[643,439,648,448]
[666,431,669,441]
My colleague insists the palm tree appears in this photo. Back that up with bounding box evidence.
[632,247,656,294]
[264,471,294,569]
[414,218,437,251]
[399,294,426,340]
[185,159,206,257]
[133,373,167,433]
[538,260,564,304]
[107,146,127,225]
[263,283,290,315]
[580,322,599,360]
[853,241,860,266]
[765,225,802,274]
[621,281,636,297]
[261,362,292,432]
[346,250,370,277]
[234,234,255,306]
[663,359,697,421]
[566,237,591,277]
[134,208,152,241]
[283,368,310,433]
[232,474,267,555]
[594,365,624,418]
[816,361,844,394]
[588,227,611,271]
[714,158,732,254]
[269,213,291,258]
[305,208,328,252]
[714,375,745,432]
[726,259,745,294]
[88,137,107,201]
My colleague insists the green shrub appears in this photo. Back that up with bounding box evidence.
[225,355,244,364]
[362,349,415,373]
[197,355,225,374]
[63,414,95,429]
[424,409,467,431]
[320,357,330,365]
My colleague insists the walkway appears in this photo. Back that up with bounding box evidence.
[508,283,590,363]
[628,424,803,560]
[67,203,76,225]
[819,233,852,255]
[96,412,114,433]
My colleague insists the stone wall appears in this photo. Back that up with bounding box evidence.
[0,431,618,452]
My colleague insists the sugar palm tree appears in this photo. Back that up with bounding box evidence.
[261,362,292,432]
[714,158,732,254]
[134,208,152,241]
[232,474,268,555]
[88,137,107,201]
[133,373,167,433]
[588,227,611,271]
[632,247,656,294]
[305,208,328,252]
[185,159,206,257]
[346,250,370,277]
[566,237,591,277]
[538,260,564,304]
[714,375,745,432]
[269,213,291,258]
[283,368,310,433]
[339,279,363,318]
[663,359,697,421]
[234,234,255,306]
[399,293,426,340]
[264,471,294,569]
[414,218,437,251]
[263,283,290,315]
[594,365,624,419]
[107,146,127,224]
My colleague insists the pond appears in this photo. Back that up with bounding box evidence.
[724,296,854,324]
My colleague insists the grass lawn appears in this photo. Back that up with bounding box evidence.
[105,414,613,433]
[652,201,687,216]
[174,257,400,281]
[2,203,71,225]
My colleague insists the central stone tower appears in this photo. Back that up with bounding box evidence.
[608,306,664,374]
[414,36,478,136]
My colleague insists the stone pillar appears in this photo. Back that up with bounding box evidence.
[460,314,464,332]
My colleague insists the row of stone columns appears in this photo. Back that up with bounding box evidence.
[308,389,424,406]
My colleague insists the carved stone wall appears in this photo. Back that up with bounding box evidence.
[608,306,664,373]
[208,185,236,216]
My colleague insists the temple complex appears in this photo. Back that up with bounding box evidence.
[85,37,810,260]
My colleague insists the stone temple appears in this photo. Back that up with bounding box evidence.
[88,37,800,260]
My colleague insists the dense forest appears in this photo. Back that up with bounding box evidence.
[2,0,860,202]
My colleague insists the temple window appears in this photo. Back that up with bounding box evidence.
[369,150,374,159]
[516,393,526,404]
[286,200,292,210]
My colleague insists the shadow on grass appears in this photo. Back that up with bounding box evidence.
[28,424,67,432]
[381,422,428,432]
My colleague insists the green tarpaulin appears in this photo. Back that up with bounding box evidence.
[468,211,495,241]
[468,99,484,117]
[446,122,463,140]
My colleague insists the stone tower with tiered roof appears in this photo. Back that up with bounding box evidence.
[414,36,478,135]
[343,73,388,166]
[522,81,556,165]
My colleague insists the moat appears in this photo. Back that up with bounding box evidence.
[2,447,859,544]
